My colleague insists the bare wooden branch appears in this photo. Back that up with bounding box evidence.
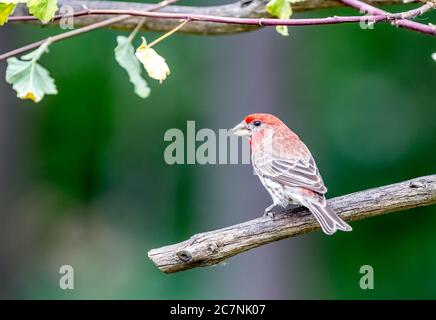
[148,174,436,273]
[11,0,418,35]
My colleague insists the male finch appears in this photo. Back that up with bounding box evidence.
[232,113,352,235]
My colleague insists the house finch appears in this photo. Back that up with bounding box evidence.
[232,113,352,235]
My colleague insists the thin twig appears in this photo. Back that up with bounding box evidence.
[127,18,146,43]
[148,174,436,273]
[0,0,179,61]
[9,0,436,26]
[7,0,430,35]
[146,19,189,48]
[338,0,436,35]
[8,9,91,22]
[1,2,434,61]
[0,15,130,61]
[81,2,434,31]
[9,1,436,26]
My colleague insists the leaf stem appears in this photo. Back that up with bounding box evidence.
[146,19,189,49]
[127,18,146,43]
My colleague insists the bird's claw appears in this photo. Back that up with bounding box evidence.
[263,211,275,219]
[263,203,277,219]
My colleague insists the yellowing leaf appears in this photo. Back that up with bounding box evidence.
[135,37,170,84]
[27,0,58,23]
[115,35,150,98]
[22,91,37,102]
[6,43,57,103]
[0,3,17,26]
[266,0,304,36]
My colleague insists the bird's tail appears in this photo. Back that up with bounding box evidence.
[302,200,352,235]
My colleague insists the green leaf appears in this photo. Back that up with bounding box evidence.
[6,43,57,103]
[275,25,288,37]
[27,0,58,23]
[115,35,150,99]
[266,0,304,36]
[0,3,17,26]
[266,0,292,19]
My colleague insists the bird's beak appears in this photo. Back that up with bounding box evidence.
[231,121,250,136]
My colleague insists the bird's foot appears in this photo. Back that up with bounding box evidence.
[263,204,277,219]
[263,211,275,219]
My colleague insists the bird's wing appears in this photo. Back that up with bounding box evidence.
[254,155,328,194]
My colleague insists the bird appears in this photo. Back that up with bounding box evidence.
[232,113,352,235]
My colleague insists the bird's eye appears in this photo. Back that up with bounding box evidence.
[253,120,262,127]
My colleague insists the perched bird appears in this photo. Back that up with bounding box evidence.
[232,113,352,235]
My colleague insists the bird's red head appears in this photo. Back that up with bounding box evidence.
[232,113,299,152]
[244,113,285,128]
[232,113,288,137]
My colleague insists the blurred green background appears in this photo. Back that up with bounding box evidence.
[0,1,435,299]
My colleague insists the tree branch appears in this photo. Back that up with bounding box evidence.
[0,0,178,61]
[2,1,434,61]
[148,174,436,274]
[10,0,422,35]
[339,0,436,35]
[10,2,436,29]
